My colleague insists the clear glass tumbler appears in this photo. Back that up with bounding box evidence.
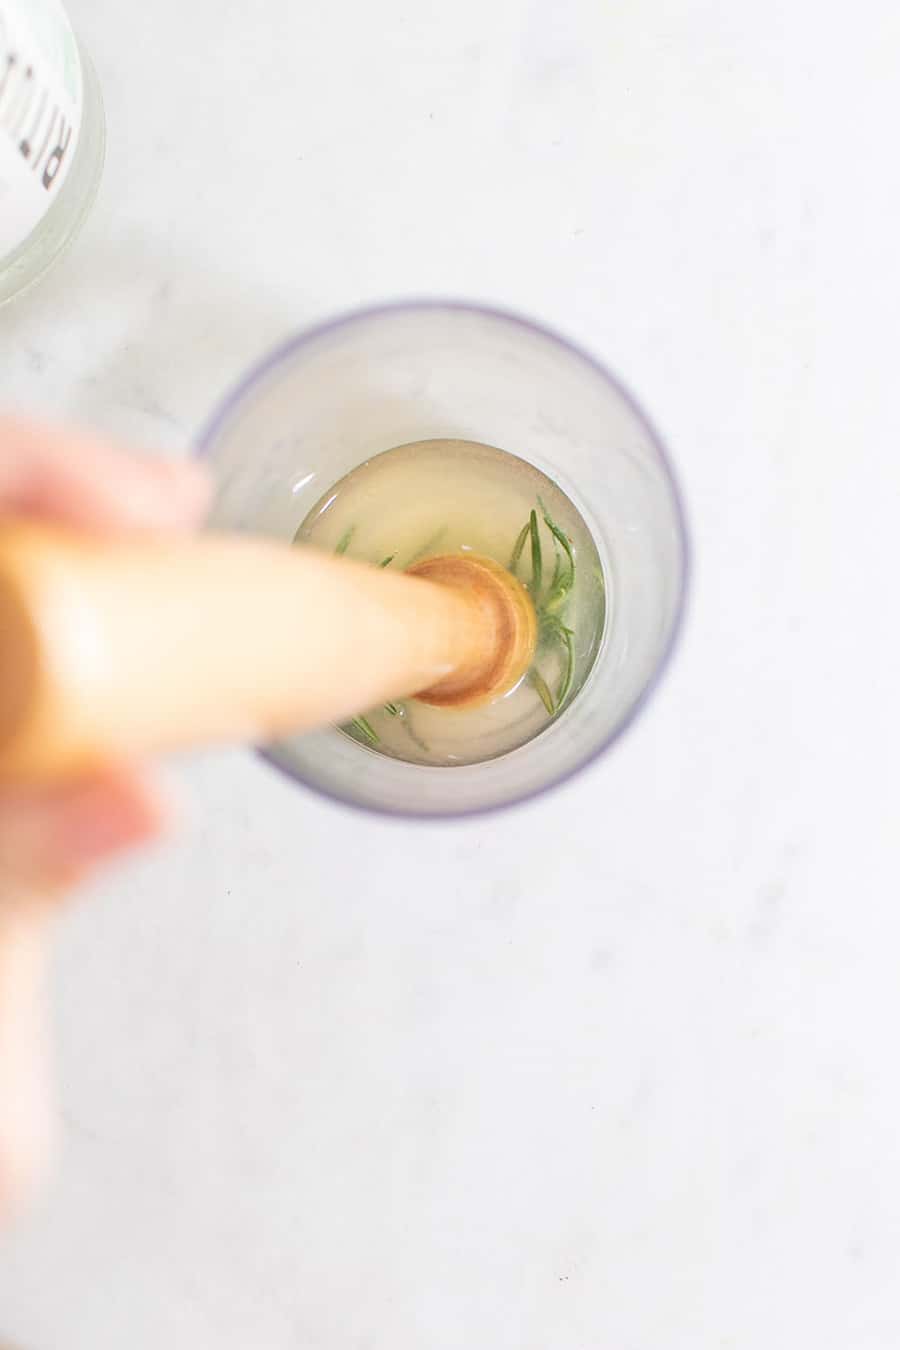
[197,302,689,817]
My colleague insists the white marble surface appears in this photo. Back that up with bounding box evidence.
[2,0,900,1345]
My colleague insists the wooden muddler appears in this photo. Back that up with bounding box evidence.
[0,524,537,783]
[0,521,540,1211]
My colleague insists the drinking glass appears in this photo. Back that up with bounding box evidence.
[197,302,689,817]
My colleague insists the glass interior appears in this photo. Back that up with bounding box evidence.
[197,303,689,817]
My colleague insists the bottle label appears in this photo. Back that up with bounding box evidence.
[0,0,82,257]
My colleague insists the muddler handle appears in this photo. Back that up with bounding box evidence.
[0,523,531,783]
[0,522,538,1208]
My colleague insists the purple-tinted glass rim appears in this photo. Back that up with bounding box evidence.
[194,299,691,822]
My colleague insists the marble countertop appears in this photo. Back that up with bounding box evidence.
[2,1,899,1346]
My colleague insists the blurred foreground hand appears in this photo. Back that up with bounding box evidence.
[0,417,208,1220]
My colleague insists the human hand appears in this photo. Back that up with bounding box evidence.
[0,416,209,1217]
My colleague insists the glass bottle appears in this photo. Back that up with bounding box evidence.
[0,0,105,305]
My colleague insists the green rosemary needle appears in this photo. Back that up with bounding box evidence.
[335,526,355,555]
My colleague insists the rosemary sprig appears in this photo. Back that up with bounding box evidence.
[549,531,562,593]
[349,715,378,744]
[509,499,581,717]
[509,521,530,573]
[335,526,355,556]
[541,615,575,708]
[530,669,555,715]
[558,626,574,707]
[538,495,575,612]
[529,509,542,594]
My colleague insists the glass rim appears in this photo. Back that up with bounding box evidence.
[194,298,692,821]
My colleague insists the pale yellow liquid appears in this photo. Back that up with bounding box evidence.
[296,439,606,766]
